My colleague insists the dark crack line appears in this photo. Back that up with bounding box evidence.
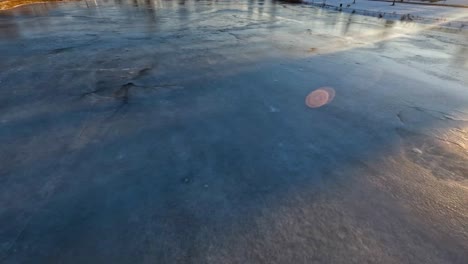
[403,104,468,122]
[397,111,405,124]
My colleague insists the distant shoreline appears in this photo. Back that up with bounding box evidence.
[0,0,66,11]
[301,0,468,29]
[368,0,468,8]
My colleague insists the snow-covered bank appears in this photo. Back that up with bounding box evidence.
[302,0,468,28]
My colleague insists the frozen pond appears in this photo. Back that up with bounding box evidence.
[0,0,467,263]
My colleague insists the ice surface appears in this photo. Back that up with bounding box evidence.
[0,0,467,263]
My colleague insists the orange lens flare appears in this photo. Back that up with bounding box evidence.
[305,87,335,108]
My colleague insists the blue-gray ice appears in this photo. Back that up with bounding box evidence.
[0,0,467,263]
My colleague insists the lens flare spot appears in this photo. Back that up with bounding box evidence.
[305,87,335,108]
